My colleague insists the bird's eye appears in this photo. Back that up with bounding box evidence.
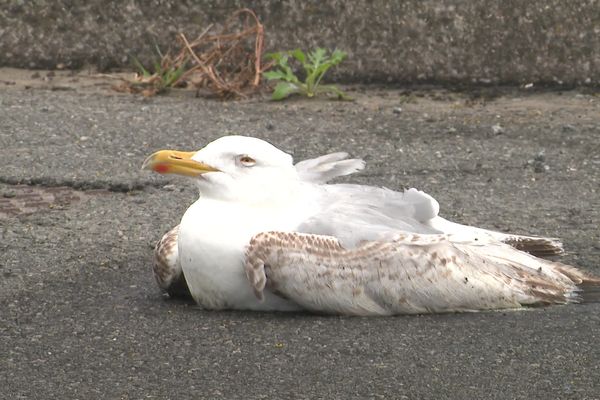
[238,155,256,167]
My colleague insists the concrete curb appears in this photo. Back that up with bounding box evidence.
[1,0,599,85]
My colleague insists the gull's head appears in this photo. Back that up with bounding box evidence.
[142,136,299,203]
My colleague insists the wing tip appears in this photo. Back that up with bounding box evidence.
[502,236,565,257]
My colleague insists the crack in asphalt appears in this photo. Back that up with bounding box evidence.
[0,175,163,192]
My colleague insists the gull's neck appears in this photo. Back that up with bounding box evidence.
[191,178,311,240]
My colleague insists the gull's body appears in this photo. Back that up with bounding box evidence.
[144,136,599,315]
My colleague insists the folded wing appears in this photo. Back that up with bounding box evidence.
[299,183,563,256]
[245,231,599,316]
[297,185,442,247]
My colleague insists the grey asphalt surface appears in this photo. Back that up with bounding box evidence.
[1,82,600,399]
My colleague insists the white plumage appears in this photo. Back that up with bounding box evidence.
[145,136,599,315]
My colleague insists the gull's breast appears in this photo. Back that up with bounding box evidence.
[178,198,303,311]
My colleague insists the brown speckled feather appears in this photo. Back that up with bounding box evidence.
[245,231,600,316]
[153,225,191,298]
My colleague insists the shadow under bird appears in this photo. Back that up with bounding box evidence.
[142,136,600,316]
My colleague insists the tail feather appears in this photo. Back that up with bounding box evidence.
[562,267,600,303]
[553,264,595,284]
[455,238,599,307]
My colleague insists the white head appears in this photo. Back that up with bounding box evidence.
[142,136,300,204]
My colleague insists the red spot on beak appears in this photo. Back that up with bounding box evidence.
[154,164,170,174]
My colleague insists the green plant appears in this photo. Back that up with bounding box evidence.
[263,48,350,100]
[133,57,186,89]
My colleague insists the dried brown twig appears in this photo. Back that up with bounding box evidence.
[114,8,269,99]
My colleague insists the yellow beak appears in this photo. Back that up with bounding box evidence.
[141,150,220,177]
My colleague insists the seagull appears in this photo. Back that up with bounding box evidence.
[151,150,366,299]
[142,135,599,315]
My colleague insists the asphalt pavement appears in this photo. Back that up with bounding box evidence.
[1,80,599,399]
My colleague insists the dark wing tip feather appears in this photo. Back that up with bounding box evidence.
[503,237,564,258]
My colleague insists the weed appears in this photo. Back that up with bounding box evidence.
[264,48,350,101]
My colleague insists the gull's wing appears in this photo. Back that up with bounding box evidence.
[295,152,365,184]
[297,184,442,247]
[245,231,599,316]
[295,153,561,257]
[298,183,564,256]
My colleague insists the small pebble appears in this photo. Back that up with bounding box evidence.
[526,150,548,173]
[533,151,545,163]
[491,124,504,135]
